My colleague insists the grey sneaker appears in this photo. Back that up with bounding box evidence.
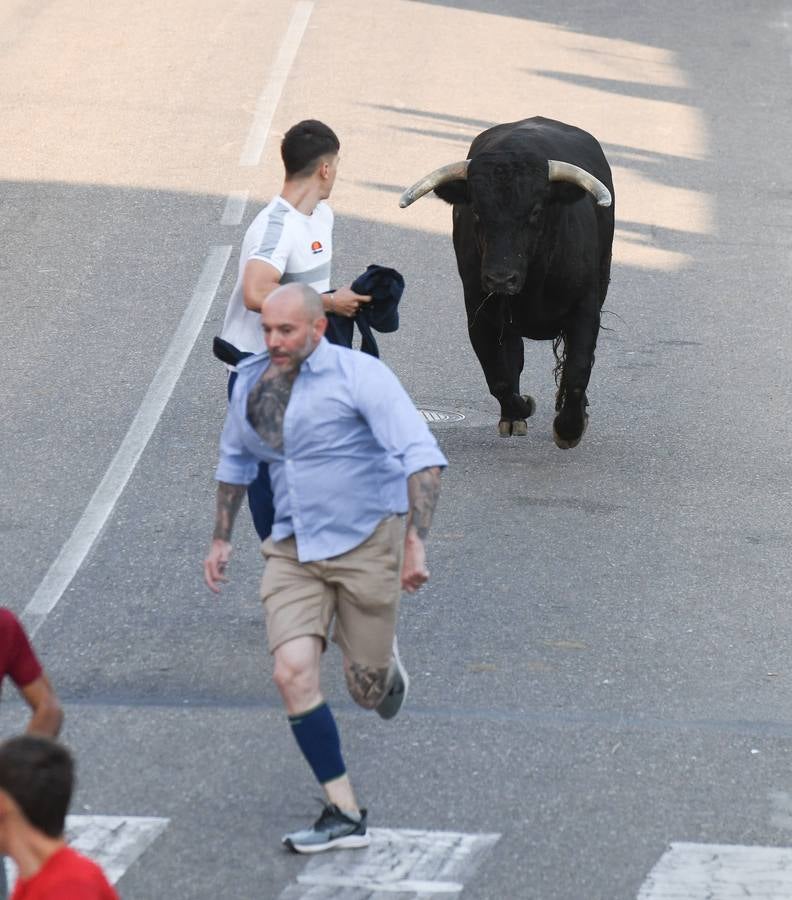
[376,637,410,720]
[282,804,370,854]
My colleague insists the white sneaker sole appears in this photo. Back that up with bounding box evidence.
[376,635,410,720]
[392,635,410,705]
[283,832,371,854]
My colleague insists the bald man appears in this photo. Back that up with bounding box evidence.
[204,284,447,853]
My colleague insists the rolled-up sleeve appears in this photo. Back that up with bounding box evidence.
[214,410,259,485]
[356,362,448,476]
[0,610,43,688]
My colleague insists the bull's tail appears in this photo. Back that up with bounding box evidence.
[552,333,566,392]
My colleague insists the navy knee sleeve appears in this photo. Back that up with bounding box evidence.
[288,702,347,785]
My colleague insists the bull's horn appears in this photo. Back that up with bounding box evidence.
[548,160,612,207]
[399,160,470,208]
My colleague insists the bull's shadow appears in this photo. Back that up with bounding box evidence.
[526,70,686,105]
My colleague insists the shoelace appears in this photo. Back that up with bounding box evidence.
[311,800,344,828]
[311,800,359,828]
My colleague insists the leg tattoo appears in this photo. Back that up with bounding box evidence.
[344,661,391,709]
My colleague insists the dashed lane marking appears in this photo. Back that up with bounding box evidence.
[277,828,500,898]
[221,190,249,225]
[238,1,314,167]
[5,814,169,890]
[638,842,792,899]
[21,245,232,638]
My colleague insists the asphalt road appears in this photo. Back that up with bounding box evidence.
[2,1,792,897]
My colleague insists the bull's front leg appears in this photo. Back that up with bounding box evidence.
[467,316,536,436]
[553,305,600,449]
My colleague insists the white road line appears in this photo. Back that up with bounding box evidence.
[638,842,792,899]
[238,0,314,167]
[21,245,232,638]
[277,828,500,899]
[297,875,463,893]
[221,189,249,225]
[5,814,169,889]
[785,8,792,64]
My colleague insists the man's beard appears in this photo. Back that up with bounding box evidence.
[271,333,316,371]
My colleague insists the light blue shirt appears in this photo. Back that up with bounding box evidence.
[215,338,448,562]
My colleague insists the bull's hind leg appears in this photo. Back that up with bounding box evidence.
[553,307,600,449]
[469,323,535,436]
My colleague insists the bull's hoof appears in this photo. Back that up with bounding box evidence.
[498,418,529,436]
[553,430,581,450]
[552,415,588,450]
[520,395,537,418]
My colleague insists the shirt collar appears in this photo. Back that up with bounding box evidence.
[237,337,333,378]
[275,194,323,221]
[302,337,334,373]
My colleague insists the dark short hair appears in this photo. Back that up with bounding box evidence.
[281,120,340,178]
[0,736,73,837]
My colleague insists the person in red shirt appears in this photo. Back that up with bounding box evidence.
[0,610,64,899]
[0,736,117,899]
[0,610,62,738]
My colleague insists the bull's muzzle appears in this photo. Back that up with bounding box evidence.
[482,269,521,295]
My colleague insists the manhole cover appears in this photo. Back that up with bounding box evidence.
[418,409,465,423]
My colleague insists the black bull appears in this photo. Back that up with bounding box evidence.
[400,117,615,448]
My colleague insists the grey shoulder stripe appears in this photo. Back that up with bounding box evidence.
[280,260,332,285]
[257,202,288,257]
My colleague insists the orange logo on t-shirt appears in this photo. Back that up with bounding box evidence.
[311,241,323,254]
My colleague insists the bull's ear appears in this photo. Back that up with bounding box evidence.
[433,180,470,205]
[549,182,586,205]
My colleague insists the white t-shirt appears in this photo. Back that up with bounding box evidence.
[220,196,334,354]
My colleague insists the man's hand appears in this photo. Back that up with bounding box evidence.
[401,532,429,593]
[328,287,371,318]
[401,466,442,592]
[207,481,246,593]
[204,539,233,594]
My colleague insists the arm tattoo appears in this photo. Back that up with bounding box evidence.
[213,482,246,541]
[406,466,442,540]
[246,367,298,451]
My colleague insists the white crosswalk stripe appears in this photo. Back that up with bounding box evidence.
[4,815,169,890]
[638,842,792,899]
[278,828,500,899]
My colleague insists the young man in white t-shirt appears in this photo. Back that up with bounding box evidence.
[219,120,370,540]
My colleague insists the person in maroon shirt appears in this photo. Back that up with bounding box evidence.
[0,736,117,900]
[0,610,64,899]
[0,610,62,739]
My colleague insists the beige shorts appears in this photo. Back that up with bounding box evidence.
[259,516,404,668]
